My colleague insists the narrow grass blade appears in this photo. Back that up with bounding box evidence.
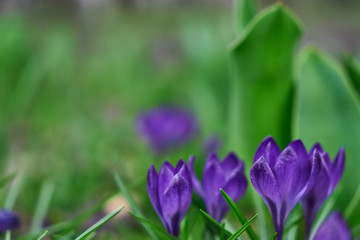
[199,209,232,238]
[113,172,158,239]
[4,174,23,210]
[227,214,257,240]
[128,212,177,240]
[30,181,55,233]
[36,230,48,240]
[5,231,11,240]
[345,185,360,219]
[270,232,277,240]
[74,206,124,240]
[0,173,16,189]
[220,189,258,240]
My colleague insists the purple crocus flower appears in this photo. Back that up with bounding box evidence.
[203,134,222,155]
[188,152,247,222]
[137,107,198,154]
[313,211,352,240]
[300,143,345,238]
[250,136,321,239]
[147,160,192,236]
[0,209,20,232]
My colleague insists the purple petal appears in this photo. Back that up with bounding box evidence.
[313,211,352,240]
[161,174,192,236]
[330,147,345,193]
[147,165,162,219]
[203,134,222,154]
[274,146,303,203]
[301,149,322,198]
[254,136,281,167]
[222,168,247,203]
[288,139,310,174]
[221,152,244,175]
[309,143,324,157]
[187,156,203,197]
[250,157,281,204]
[177,161,192,189]
[158,162,175,198]
[203,159,226,218]
[0,209,20,232]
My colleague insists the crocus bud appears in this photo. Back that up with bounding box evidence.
[0,209,20,232]
[137,107,198,154]
[147,160,192,236]
[250,136,321,240]
[189,152,247,222]
[313,211,352,240]
[300,143,345,239]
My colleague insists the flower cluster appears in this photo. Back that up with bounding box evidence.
[146,135,348,239]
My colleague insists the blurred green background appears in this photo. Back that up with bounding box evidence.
[0,0,360,238]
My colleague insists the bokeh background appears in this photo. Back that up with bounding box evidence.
[0,0,359,238]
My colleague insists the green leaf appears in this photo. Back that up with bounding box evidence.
[36,230,48,240]
[113,172,158,239]
[294,45,360,222]
[199,209,232,238]
[5,231,11,240]
[227,214,257,240]
[0,172,16,189]
[74,206,123,240]
[220,189,258,240]
[343,53,360,95]
[229,3,303,161]
[181,215,190,240]
[229,4,302,238]
[234,0,258,33]
[270,232,277,240]
[128,212,177,240]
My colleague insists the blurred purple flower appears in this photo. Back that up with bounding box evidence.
[203,134,222,154]
[147,160,192,236]
[313,211,352,240]
[0,209,20,232]
[300,143,345,238]
[189,152,247,222]
[250,136,321,239]
[137,107,198,154]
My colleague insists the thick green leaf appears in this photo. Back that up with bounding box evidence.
[294,45,360,222]
[74,206,123,240]
[227,214,257,240]
[234,0,258,33]
[128,212,177,240]
[220,189,258,240]
[199,209,232,239]
[343,54,360,95]
[229,3,303,161]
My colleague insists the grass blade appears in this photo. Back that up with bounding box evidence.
[113,172,158,239]
[30,181,55,233]
[36,230,48,240]
[5,231,11,240]
[199,209,232,238]
[128,212,177,240]
[220,189,258,240]
[227,214,257,240]
[74,206,124,240]
[270,232,277,240]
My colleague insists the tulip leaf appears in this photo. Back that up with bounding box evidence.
[220,189,259,240]
[113,172,158,239]
[270,232,278,240]
[343,54,360,95]
[294,45,360,219]
[229,3,303,161]
[74,206,123,240]
[234,0,258,34]
[128,212,177,240]
[227,214,257,240]
[199,209,232,238]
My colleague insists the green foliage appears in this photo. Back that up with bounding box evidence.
[228,3,303,162]
[199,209,232,238]
[74,206,124,240]
[227,214,257,240]
[294,46,360,221]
